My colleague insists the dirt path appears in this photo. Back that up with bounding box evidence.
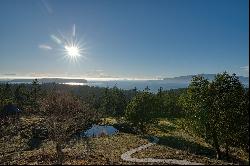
[121,136,203,165]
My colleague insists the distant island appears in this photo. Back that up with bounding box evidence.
[163,74,249,85]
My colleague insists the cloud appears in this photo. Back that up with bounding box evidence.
[73,24,75,37]
[95,70,104,72]
[240,65,249,72]
[3,73,16,76]
[30,72,50,77]
[39,44,52,50]
[50,34,62,44]
[41,0,53,14]
[83,70,116,78]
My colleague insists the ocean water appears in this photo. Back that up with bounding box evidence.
[6,80,188,93]
[90,80,248,93]
[85,80,188,93]
[5,79,248,93]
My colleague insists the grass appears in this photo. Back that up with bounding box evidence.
[100,117,118,125]
[0,132,151,165]
[0,116,249,165]
[0,116,148,164]
[133,118,249,165]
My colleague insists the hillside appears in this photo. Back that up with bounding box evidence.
[163,74,249,84]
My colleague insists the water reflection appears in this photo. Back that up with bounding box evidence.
[80,125,119,138]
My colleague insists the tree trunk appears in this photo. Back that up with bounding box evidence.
[56,143,64,165]
[212,131,221,159]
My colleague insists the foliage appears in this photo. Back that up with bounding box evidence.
[99,86,127,117]
[125,91,160,133]
[14,84,30,110]
[0,83,14,109]
[180,72,248,159]
[0,78,249,164]
[29,79,42,112]
[39,90,100,164]
[159,88,186,118]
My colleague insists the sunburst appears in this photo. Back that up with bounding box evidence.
[50,24,87,63]
[62,36,86,63]
[65,45,80,57]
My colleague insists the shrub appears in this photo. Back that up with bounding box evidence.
[125,92,160,133]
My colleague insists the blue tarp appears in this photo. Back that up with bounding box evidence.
[2,104,21,115]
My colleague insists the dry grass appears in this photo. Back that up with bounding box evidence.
[0,116,249,165]
[133,118,249,165]
[1,115,149,165]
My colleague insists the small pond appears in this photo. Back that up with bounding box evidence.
[80,124,119,138]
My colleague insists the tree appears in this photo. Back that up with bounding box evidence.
[14,84,29,110]
[30,79,41,111]
[1,83,14,107]
[40,90,100,164]
[210,73,248,157]
[241,89,249,152]
[99,86,127,117]
[125,91,159,133]
[181,72,248,159]
[161,89,185,118]
[99,87,112,116]
[157,87,164,116]
[133,87,137,94]
[144,86,150,92]
[110,86,127,116]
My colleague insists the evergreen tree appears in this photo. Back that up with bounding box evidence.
[1,83,14,106]
[30,79,41,111]
[14,84,29,109]
[181,72,248,159]
[125,91,159,133]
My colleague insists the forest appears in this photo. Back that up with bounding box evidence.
[0,72,249,165]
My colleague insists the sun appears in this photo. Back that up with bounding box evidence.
[64,45,80,57]
[48,24,87,63]
[62,39,86,63]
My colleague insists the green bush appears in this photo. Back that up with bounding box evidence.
[181,72,248,159]
[125,91,160,133]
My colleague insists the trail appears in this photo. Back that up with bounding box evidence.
[121,136,203,165]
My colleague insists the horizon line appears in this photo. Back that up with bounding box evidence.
[0,73,248,81]
[0,76,163,81]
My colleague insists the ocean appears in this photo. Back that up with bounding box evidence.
[67,80,189,93]
[4,79,248,93]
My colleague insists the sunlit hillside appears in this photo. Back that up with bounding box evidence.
[0,0,249,165]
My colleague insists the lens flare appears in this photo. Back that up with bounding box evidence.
[49,24,87,63]
[65,45,79,57]
[62,36,86,63]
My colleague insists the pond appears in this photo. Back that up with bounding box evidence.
[80,124,119,138]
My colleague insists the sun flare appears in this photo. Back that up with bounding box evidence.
[62,39,85,63]
[65,45,80,57]
[50,24,87,63]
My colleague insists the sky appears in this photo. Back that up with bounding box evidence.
[0,0,249,79]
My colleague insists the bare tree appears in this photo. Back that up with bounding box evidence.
[39,90,100,164]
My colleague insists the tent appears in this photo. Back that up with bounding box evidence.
[1,104,21,116]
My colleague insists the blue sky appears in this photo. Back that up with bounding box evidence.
[0,0,249,79]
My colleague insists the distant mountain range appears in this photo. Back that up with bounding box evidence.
[0,78,87,84]
[163,74,249,85]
